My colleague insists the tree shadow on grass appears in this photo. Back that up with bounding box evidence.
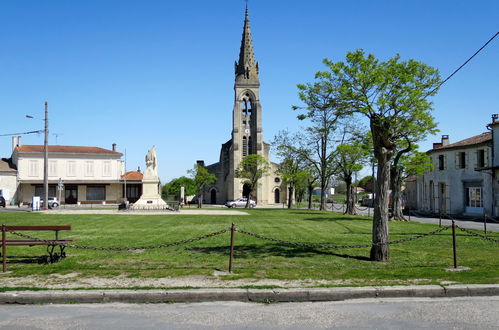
[189,244,370,262]
[2,255,49,264]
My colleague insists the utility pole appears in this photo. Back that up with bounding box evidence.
[43,101,49,210]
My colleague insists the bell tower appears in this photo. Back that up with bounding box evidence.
[229,7,265,201]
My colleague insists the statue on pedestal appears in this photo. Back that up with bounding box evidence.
[143,146,158,180]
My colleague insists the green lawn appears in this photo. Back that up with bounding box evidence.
[0,209,498,287]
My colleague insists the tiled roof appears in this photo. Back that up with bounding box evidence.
[16,145,122,155]
[0,158,16,173]
[429,132,491,152]
[122,171,143,181]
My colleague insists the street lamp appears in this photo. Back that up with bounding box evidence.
[26,101,49,210]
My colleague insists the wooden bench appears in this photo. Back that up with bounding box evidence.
[1,225,75,272]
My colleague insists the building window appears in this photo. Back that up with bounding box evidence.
[67,161,76,177]
[242,137,248,157]
[103,161,111,177]
[466,187,483,208]
[438,155,445,170]
[28,160,39,177]
[86,185,105,201]
[49,160,57,177]
[35,185,56,198]
[459,152,466,169]
[85,161,94,177]
[477,150,486,168]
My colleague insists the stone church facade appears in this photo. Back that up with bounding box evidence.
[198,8,287,205]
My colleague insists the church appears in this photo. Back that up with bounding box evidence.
[198,8,288,206]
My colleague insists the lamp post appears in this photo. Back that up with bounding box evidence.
[26,101,49,210]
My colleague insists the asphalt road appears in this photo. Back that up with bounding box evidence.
[0,297,497,329]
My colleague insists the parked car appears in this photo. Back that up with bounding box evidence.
[41,197,60,209]
[225,198,256,208]
[0,196,5,208]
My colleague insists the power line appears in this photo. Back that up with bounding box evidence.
[431,31,499,94]
[0,130,44,137]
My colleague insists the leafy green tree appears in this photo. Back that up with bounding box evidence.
[235,154,271,208]
[273,130,311,209]
[358,176,374,193]
[161,176,196,199]
[335,140,370,215]
[293,79,347,211]
[188,164,216,208]
[321,49,441,261]
[391,150,433,220]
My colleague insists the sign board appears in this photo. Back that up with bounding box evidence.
[32,196,41,211]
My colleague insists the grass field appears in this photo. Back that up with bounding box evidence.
[0,209,498,287]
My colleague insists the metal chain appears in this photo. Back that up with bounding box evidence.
[456,226,499,243]
[234,226,449,249]
[7,228,230,251]
[485,215,499,223]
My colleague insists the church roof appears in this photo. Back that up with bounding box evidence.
[235,7,259,84]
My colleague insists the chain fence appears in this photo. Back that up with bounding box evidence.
[7,228,230,251]
[234,226,450,249]
[456,226,499,244]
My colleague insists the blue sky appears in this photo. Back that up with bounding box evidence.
[1,0,498,182]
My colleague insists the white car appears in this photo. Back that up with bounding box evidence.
[41,197,60,209]
[225,198,256,208]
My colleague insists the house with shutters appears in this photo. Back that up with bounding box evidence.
[5,136,130,205]
[413,115,499,217]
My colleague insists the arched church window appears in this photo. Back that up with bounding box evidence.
[248,136,253,155]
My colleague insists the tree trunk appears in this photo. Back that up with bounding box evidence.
[344,176,357,215]
[308,185,313,210]
[370,148,391,262]
[197,192,202,208]
[391,168,406,221]
[287,186,294,209]
[319,176,327,211]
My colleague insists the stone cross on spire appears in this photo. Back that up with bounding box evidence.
[235,6,259,85]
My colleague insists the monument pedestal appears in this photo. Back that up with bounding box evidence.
[132,179,168,209]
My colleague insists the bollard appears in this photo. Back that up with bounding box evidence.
[439,212,442,227]
[451,220,457,268]
[228,223,235,273]
[2,224,6,273]
[408,207,411,221]
[483,214,487,235]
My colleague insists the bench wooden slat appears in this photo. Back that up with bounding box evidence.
[4,226,71,231]
[1,239,76,246]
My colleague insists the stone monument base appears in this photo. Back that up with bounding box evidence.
[131,179,169,210]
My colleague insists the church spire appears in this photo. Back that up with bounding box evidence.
[235,6,259,84]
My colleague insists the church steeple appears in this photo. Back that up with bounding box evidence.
[235,7,259,85]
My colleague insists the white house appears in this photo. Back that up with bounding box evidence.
[8,136,127,205]
[0,158,17,205]
[413,114,499,217]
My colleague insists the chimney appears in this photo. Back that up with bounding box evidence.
[137,166,141,173]
[197,160,205,167]
[11,136,17,152]
[441,135,449,146]
[112,143,117,152]
[17,136,22,147]
[492,114,499,124]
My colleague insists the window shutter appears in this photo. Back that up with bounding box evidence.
[486,148,490,167]
[474,151,478,168]
[455,152,459,169]
[465,151,469,169]
[444,155,447,170]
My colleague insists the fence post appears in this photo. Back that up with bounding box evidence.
[439,212,442,227]
[483,213,487,234]
[408,206,411,221]
[451,220,457,269]
[228,223,235,273]
[2,224,6,273]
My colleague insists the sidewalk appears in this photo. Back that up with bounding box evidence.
[0,285,497,304]
[329,204,499,233]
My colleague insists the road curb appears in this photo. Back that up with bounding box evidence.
[0,285,498,304]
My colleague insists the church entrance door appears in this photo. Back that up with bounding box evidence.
[274,189,280,204]
[210,189,217,204]
[242,184,251,198]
